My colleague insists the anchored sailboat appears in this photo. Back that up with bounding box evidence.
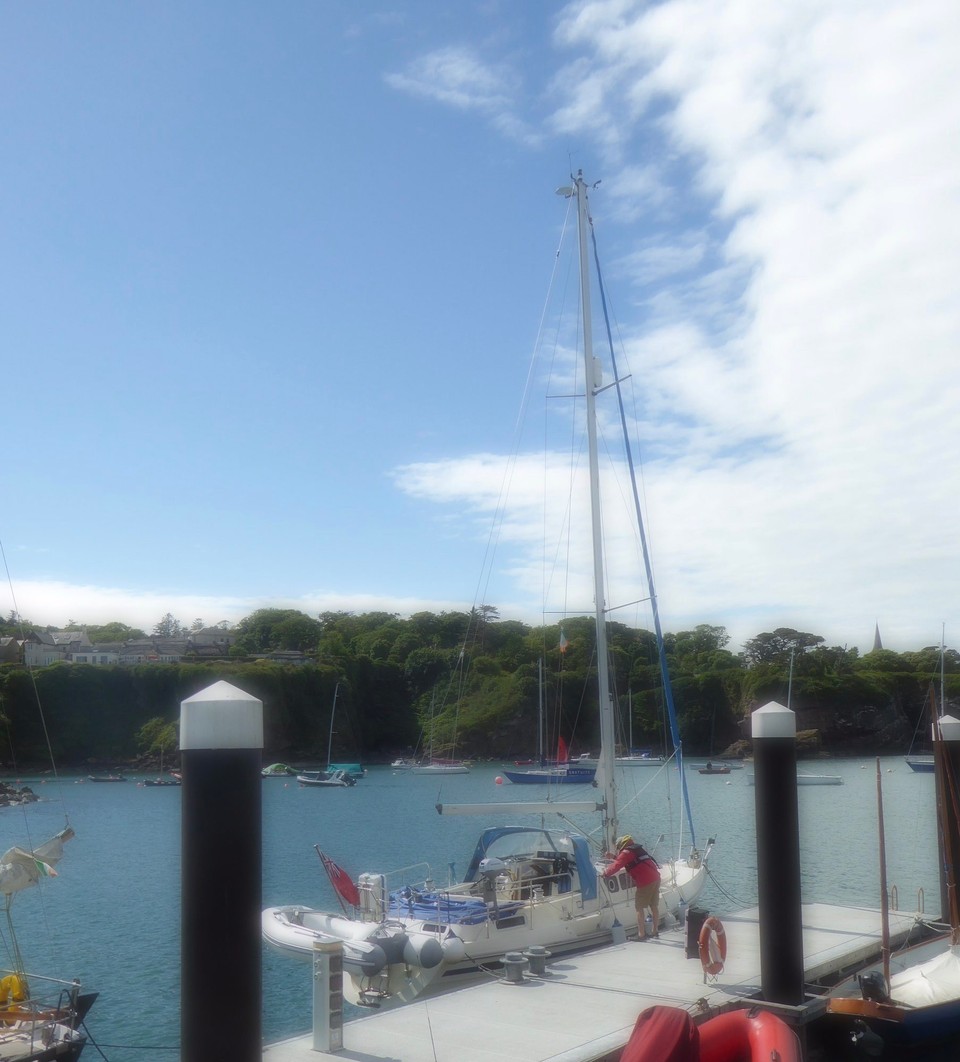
[263,173,712,1008]
[297,684,359,787]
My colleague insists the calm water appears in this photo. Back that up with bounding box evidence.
[0,757,941,1058]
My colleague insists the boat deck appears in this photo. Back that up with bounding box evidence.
[263,902,921,1061]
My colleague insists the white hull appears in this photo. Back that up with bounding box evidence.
[410,764,470,775]
[746,773,843,786]
[262,827,709,1009]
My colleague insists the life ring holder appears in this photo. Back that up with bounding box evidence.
[698,916,727,978]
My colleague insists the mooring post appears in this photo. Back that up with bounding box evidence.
[180,680,263,1062]
[752,700,804,1006]
[935,714,960,926]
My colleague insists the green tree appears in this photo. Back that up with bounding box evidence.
[86,622,147,642]
[153,613,184,638]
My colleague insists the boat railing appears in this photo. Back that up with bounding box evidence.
[0,973,82,1053]
[380,862,436,893]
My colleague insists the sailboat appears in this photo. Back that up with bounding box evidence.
[411,690,470,775]
[502,660,596,784]
[906,641,946,773]
[262,173,712,1008]
[297,683,360,787]
[0,828,97,1059]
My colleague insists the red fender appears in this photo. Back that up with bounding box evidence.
[698,1008,802,1062]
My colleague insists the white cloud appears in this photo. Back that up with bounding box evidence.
[2,580,468,634]
[390,0,960,654]
[385,45,541,145]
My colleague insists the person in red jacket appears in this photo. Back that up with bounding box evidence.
[602,835,661,938]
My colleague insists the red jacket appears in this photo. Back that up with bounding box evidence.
[603,844,660,888]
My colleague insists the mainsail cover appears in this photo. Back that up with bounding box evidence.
[0,827,75,897]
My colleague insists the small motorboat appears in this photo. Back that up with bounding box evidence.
[297,769,356,788]
[698,764,730,776]
[261,763,296,777]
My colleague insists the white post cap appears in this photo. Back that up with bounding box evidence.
[751,700,796,739]
[937,714,960,744]
[180,680,264,750]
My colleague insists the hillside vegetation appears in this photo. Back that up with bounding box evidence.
[0,609,954,766]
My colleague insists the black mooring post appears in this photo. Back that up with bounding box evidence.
[180,680,263,1062]
[935,714,960,926]
[752,700,804,1006]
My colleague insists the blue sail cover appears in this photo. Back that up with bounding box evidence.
[460,826,597,901]
[387,888,522,924]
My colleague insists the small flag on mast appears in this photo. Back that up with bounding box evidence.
[558,627,568,654]
[316,847,360,907]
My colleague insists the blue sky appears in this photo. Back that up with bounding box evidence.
[2,0,958,655]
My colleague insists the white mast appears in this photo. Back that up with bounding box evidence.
[573,172,618,852]
[326,682,339,768]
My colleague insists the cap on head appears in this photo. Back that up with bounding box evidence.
[616,835,634,851]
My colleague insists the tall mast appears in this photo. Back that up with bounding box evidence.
[326,682,339,768]
[573,172,618,851]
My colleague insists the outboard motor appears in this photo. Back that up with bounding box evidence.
[359,873,387,921]
[858,971,890,1004]
[478,857,509,906]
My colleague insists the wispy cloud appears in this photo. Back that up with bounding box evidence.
[391,0,960,652]
[385,45,541,144]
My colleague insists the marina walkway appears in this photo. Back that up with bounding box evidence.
[263,902,920,1061]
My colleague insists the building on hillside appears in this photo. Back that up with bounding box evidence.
[0,637,22,664]
[118,640,188,665]
[188,626,238,648]
[71,648,121,666]
[23,629,92,667]
[13,629,237,667]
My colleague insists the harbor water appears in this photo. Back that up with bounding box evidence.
[0,757,941,1058]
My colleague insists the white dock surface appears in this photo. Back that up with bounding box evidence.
[263,903,918,1062]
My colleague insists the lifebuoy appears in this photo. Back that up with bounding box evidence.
[698,916,727,976]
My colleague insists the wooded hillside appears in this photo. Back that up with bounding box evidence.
[0,609,953,766]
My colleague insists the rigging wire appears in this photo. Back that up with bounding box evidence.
[0,535,71,831]
[0,532,76,973]
[587,219,698,854]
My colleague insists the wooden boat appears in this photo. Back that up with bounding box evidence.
[826,740,960,1046]
[87,774,126,782]
[621,1004,801,1061]
[698,764,730,775]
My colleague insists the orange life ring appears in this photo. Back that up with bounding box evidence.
[698,916,727,976]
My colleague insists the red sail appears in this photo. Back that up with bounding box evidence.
[557,736,569,763]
